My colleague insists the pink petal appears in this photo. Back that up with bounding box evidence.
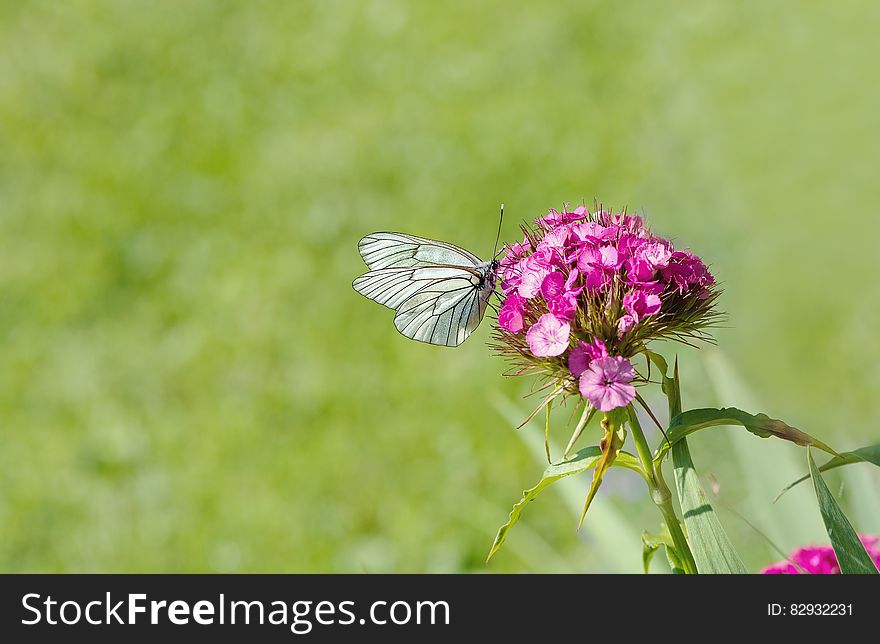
[526,314,570,357]
[617,314,635,337]
[540,272,566,301]
[568,344,591,377]
[578,356,636,411]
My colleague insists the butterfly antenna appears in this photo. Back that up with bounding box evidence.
[492,203,504,258]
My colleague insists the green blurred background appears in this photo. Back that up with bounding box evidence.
[1,1,878,573]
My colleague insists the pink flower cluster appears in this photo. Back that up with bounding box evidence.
[760,535,880,574]
[496,206,715,412]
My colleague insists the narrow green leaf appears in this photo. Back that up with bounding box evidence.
[644,350,678,408]
[544,399,553,463]
[672,438,747,574]
[703,350,826,552]
[776,445,880,501]
[642,533,661,574]
[493,395,644,572]
[657,407,837,461]
[644,349,670,382]
[807,448,879,574]
[641,526,684,574]
[655,355,699,575]
[665,546,686,574]
[487,446,643,561]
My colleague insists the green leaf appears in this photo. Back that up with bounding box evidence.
[651,355,699,574]
[776,444,880,501]
[642,526,685,574]
[807,448,879,574]
[644,350,677,406]
[544,399,553,464]
[657,407,837,461]
[665,546,686,574]
[641,532,661,574]
[487,446,643,561]
[672,438,748,574]
[644,349,670,382]
[702,350,826,552]
[492,395,644,572]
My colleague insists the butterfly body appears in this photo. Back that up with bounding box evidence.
[353,232,499,347]
[476,259,501,290]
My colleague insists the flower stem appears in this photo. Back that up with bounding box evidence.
[627,404,698,575]
[653,469,698,575]
[626,404,655,476]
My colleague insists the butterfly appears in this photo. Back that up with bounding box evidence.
[352,206,504,347]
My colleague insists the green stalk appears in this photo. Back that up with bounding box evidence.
[627,403,698,575]
[654,481,698,575]
[626,404,655,476]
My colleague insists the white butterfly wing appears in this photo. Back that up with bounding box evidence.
[352,266,470,311]
[358,232,482,270]
[353,237,495,347]
[392,270,491,347]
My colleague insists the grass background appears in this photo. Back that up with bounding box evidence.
[1,0,878,572]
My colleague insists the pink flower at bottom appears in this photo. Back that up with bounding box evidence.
[526,314,571,357]
[760,534,880,574]
[579,355,636,412]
